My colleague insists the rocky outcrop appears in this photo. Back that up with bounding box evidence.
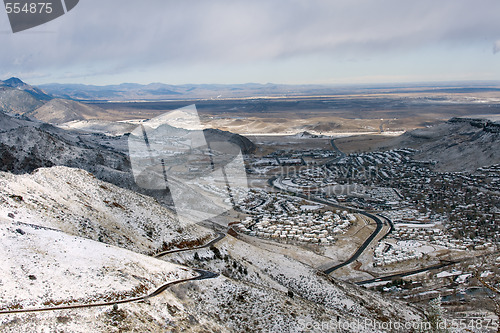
[203,128,256,155]
[449,117,500,133]
[380,117,500,172]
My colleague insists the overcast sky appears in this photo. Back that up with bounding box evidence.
[1,0,499,85]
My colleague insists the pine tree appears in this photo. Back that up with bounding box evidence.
[427,297,448,332]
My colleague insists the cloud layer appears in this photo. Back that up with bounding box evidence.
[1,0,500,83]
[494,40,500,54]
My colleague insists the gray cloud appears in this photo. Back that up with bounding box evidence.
[494,40,500,54]
[2,0,500,82]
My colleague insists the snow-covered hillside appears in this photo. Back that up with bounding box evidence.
[0,166,429,332]
[27,98,108,124]
[163,233,425,332]
[0,87,45,114]
[0,167,212,255]
[380,118,500,171]
[0,221,424,333]
[0,111,181,210]
[0,219,196,311]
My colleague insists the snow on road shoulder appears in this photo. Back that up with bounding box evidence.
[0,219,196,311]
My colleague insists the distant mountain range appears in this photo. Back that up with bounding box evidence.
[0,77,52,101]
[0,77,109,123]
[38,81,339,101]
[2,77,500,124]
[0,77,50,114]
[38,79,500,101]
[3,76,500,103]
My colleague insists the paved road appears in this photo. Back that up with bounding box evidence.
[154,232,226,258]
[354,261,457,286]
[330,139,346,157]
[378,213,394,240]
[323,139,389,273]
[0,269,219,315]
[146,269,219,298]
[323,139,346,166]
[322,209,384,274]
[355,251,500,286]
[0,236,225,315]
[267,137,390,275]
[268,175,386,275]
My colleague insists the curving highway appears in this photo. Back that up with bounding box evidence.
[355,251,500,286]
[354,262,457,286]
[322,210,384,274]
[267,137,391,275]
[268,175,387,275]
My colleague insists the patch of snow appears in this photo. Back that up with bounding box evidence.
[0,219,195,310]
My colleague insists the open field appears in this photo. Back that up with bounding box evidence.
[334,135,397,154]
[87,93,500,136]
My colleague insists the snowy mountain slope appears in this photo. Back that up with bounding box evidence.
[177,274,381,333]
[0,218,196,311]
[0,111,256,212]
[380,118,500,171]
[0,225,416,333]
[0,78,51,115]
[0,111,35,132]
[0,88,45,115]
[0,115,145,205]
[1,274,410,333]
[0,111,180,212]
[0,123,130,175]
[27,98,108,124]
[165,234,425,331]
[0,166,232,332]
[0,294,232,333]
[1,77,52,101]
[0,167,212,255]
